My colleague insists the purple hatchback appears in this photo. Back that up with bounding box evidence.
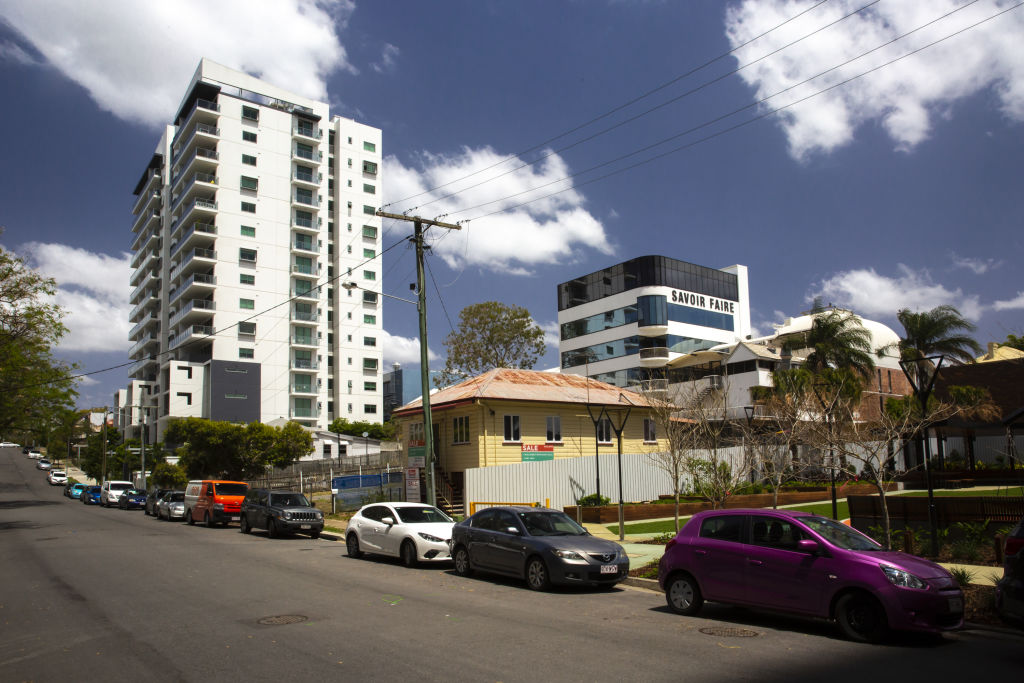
[658,509,963,642]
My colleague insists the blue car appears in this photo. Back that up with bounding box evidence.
[118,488,147,510]
[80,486,101,505]
[67,483,87,499]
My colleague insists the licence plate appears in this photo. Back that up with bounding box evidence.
[600,564,618,575]
[300,524,311,530]
[949,597,963,612]
[230,516,239,521]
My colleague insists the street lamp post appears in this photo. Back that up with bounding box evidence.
[606,407,632,542]
[812,385,839,521]
[899,354,945,557]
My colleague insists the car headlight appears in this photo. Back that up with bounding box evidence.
[315,511,323,519]
[553,549,588,563]
[881,564,927,589]
[213,503,224,511]
[282,511,293,520]
[418,532,444,543]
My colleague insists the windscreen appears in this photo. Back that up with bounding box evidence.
[270,493,310,507]
[395,506,453,524]
[801,516,881,551]
[517,511,587,537]
[213,483,248,496]
[168,492,185,502]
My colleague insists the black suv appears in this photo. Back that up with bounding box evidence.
[239,489,324,539]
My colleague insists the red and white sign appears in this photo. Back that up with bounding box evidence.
[520,444,554,452]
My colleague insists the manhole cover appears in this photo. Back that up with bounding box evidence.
[258,615,308,626]
[698,626,759,638]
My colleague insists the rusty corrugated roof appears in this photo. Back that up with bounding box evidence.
[393,368,654,415]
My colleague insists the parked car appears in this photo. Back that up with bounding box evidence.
[240,489,324,539]
[118,488,147,510]
[449,506,629,590]
[995,516,1024,628]
[47,470,68,486]
[183,479,248,526]
[144,487,173,516]
[346,502,455,566]
[36,458,52,471]
[157,491,186,521]
[657,509,964,643]
[100,480,133,507]
[80,486,101,505]
[0,441,19,447]
[67,483,87,499]
[28,450,43,459]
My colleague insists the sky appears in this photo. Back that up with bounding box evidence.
[1,0,1022,411]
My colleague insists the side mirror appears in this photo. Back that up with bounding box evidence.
[797,539,820,555]
[382,516,395,526]
[506,526,521,535]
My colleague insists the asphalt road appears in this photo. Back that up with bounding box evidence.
[2,447,1022,682]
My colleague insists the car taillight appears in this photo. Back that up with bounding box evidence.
[665,537,677,550]
[1005,536,1024,558]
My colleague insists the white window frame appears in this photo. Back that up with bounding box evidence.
[503,415,520,443]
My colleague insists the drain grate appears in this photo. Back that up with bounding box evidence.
[698,626,759,638]
[258,614,308,626]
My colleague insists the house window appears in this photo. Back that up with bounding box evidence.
[242,130,257,143]
[363,183,375,194]
[597,418,612,444]
[239,348,254,359]
[365,404,377,414]
[240,176,258,191]
[239,298,255,310]
[240,225,256,237]
[546,416,562,443]
[239,248,257,263]
[363,141,376,152]
[241,105,259,121]
[453,415,470,444]
[363,314,376,324]
[240,273,255,285]
[643,418,657,443]
[177,392,192,406]
[503,415,520,443]
[241,201,256,213]
[363,160,378,174]
[364,381,376,391]
[242,154,257,166]
[410,422,424,442]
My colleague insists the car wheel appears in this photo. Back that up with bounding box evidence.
[453,546,472,576]
[836,592,889,643]
[346,533,363,558]
[268,519,279,539]
[186,509,195,525]
[400,540,417,568]
[240,515,251,534]
[525,556,551,591]
[665,573,704,616]
[204,512,214,528]
[309,530,320,540]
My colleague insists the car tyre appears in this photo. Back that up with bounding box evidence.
[346,533,363,558]
[525,556,551,591]
[204,512,214,528]
[400,540,417,568]
[240,515,251,534]
[309,530,320,540]
[186,509,195,525]
[268,519,279,539]
[453,546,472,576]
[665,573,704,616]
[836,592,889,643]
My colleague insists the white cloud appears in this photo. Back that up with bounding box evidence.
[723,1,1024,158]
[0,0,356,128]
[382,329,439,365]
[371,43,399,74]
[384,147,612,275]
[19,242,132,353]
[992,292,1024,311]
[950,252,1002,274]
[538,320,561,349]
[813,264,983,319]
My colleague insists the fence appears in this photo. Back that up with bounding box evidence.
[848,494,1024,533]
[332,472,404,511]
[246,455,403,495]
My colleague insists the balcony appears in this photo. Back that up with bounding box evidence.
[638,347,671,367]
[169,324,214,350]
[290,383,318,396]
[291,286,319,301]
[292,146,322,163]
[129,333,159,359]
[129,355,160,379]
[130,225,161,254]
[290,359,320,370]
[169,299,215,328]
[290,309,318,323]
[172,147,218,184]
[291,169,322,188]
[292,192,320,209]
[638,378,669,393]
[129,313,159,341]
[289,407,319,419]
[170,223,217,258]
[132,187,162,217]
[292,215,319,235]
[178,97,220,134]
[129,294,159,323]
[172,122,220,163]
[129,254,160,284]
[129,273,160,305]
[291,239,318,255]
[637,322,670,338]
[292,123,322,141]
[168,272,215,305]
[172,197,217,230]
[171,172,218,212]
[292,262,316,275]
[169,246,216,282]
[131,207,161,235]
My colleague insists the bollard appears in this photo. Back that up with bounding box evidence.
[994,534,1004,565]
[903,529,915,554]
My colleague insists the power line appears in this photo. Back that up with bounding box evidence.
[425,256,456,335]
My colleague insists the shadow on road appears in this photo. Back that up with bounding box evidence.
[0,520,43,531]
[0,499,59,510]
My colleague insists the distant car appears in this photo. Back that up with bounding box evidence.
[80,486,101,505]
[157,491,186,521]
[28,450,44,459]
[36,459,52,471]
[47,470,67,486]
[118,488,147,510]
[67,483,87,499]
[450,506,629,590]
[240,489,324,539]
[347,502,455,566]
[100,480,132,507]
[0,441,19,448]
[145,487,173,516]
[657,509,964,643]
[996,516,1024,629]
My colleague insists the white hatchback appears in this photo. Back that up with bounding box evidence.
[47,470,68,486]
[346,502,455,567]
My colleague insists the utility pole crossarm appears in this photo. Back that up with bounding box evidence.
[375,211,462,231]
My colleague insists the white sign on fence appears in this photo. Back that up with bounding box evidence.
[405,467,421,502]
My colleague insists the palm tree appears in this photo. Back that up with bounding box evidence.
[895,305,982,366]
[783,299,876,378]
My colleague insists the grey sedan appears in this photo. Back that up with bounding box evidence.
[450,506,629,590]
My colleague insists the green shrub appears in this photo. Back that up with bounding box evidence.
[577,493,611,507]
[948,566,976,586]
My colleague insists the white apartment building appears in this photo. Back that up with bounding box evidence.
[117,59,383,442]
[557,255,751,388]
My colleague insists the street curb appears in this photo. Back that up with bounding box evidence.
[621,576,660,591]
[320,530,343,542]
[960,622,1024,637]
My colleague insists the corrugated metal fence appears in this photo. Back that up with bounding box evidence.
[464,447,745,512]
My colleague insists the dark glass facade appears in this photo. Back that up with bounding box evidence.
[558,255,738,312]
[561,334,719,369]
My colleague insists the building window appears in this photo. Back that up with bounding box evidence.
[242,130,257,143]
[239,248,257,263]
[363,358,378,371]
[239,298,255,310]
[241,105,259,121]
[364,381,376,391]
[363,183,375,194]
[362,291,378,304]
[363,141,376,152]
[241,201,256,213]
[363,314,376,324]
[546,416,562,443]
[364,336,376,347]
[410,422,424,442]
[176,392,192,406]
[240,176,258,191]
[362,225,377,239]
[239,321,256,336]
[179,365,192,379]
[239,348,254,359]
[364,270,375,281]
[643,418,657,443]
[363,205,375,215]
[365,404,377,414]
[363,160,378,174]
[225,393,247,400]
[240,225,256,237]
[503,415,521,443]
[240,273,255,285]
[453,415,470,444]
[242,154,257,166]
[597,418,612,444]
[363,248,376,259]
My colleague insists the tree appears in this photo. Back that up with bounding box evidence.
[0,239,78,437]
[739,388,814,509]
[268,420,314,469]
[642,387,695,532]
[1004,333,1024,351]
[781,299,875,379]
[328,417,395,441]
[166,418,314,479]
[437,301,546,387]
[150,462,188,488]
[895,305,982,367]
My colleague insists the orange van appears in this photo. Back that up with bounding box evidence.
[184,479,249,527]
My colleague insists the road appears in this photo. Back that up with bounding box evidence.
[2,447,1022,682]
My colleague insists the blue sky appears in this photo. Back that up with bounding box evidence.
[1,0,1022,411]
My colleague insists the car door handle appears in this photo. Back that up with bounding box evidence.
[747,559,763,566]
[694,549,708,556]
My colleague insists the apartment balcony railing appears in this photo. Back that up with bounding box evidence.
[172,122,220,161]
[289,407,318,419]
[291,287,319,300]
[292,193,320,208]
[292,170,322,185]
[132,187,161,216]
[168,299,215,328]
[639,347,670,361]
[170,223,217,258]
[168,272,215,305]
[129,334,159,358]
[169,247,216,278]
[129,313,158,341]
[171,173,218,211]
[290,310,318,322]
[172,198,217,228]
[169,324,214,350]
[172,147,219,183]
[291,335,317,347]
[179,98,220,131]
[291,263,315,275]
[293,124,322,140]
[292,240,317,254]
[129,356,160,377]
[129,295,159,323]
[290,384,318,395]
[131,207,161,235]
[292,147,323,162]
[290,359,320,370]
